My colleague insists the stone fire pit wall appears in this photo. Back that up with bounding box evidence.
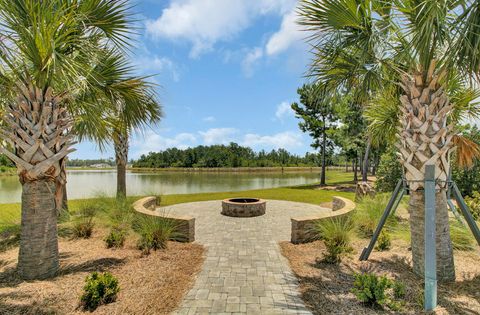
[222,198,266,217]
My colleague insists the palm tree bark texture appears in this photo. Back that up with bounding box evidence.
[397,61,455,281]
[114,131,129,199]
[0,83,75,279]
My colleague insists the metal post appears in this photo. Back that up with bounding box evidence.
[359,179,403,261]
[424,165,437,311]
[452,182,480,246]
[447,198,465,225]
[390,187,405,216]
[447,176,464,224]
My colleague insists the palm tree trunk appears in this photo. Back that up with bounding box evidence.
[0,83,75,279]
[55,158,68,213]
[409,189,455,281]
[114,132,128,199]
[17,180,59,279]
[397,61,455,281]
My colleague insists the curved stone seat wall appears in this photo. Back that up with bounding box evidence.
[133,197,195,242]
[291,196,356,244]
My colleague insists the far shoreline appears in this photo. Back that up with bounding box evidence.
[128,166,346,173]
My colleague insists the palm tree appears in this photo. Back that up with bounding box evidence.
[0,0,133,280]
[299,0,480,281]
[86,51,162,199]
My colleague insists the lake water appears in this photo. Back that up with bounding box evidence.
[0,170,321,204]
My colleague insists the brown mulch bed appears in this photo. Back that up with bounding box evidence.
[280,239,480,314]
[0,231,205,315]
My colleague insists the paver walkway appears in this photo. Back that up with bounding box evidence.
[160,199,331,315]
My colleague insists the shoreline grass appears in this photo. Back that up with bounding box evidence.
[0,186,355,226]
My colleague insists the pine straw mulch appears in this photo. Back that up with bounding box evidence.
[0,231,205,315]
[280,239,480,315]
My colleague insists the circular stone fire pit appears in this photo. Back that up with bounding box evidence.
[221,198,266,217]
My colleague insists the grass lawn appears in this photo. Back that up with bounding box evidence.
[0,170,356,228]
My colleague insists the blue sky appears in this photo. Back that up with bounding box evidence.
[72,0,314,160]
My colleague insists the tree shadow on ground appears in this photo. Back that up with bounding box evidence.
[58,257,126,276]
[0,256,126,289]
[0,301,56,315]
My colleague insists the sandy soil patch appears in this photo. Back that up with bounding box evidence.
[0,231,204,315]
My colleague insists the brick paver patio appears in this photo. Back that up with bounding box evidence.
[160,200,331,315]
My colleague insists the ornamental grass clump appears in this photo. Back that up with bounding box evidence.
[80,272,120,311]
[316,216,354,264]
[72,204,97,239]
[450,221,475,251]
[132,214,181,255]
[354,195,398,238]
[104,227,127,249]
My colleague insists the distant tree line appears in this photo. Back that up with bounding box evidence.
[132,143,334,168]
[67,158,115,167]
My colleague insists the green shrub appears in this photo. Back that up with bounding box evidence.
[132,214,180,255]
[80,272,120,311]
[104,227,127,249]
[375,148,403,193]
[355,195,397,238]
[450,221,475,251]
[316,216,354,264]
[464,191,480,220]
[352,273,405,310]
[375,231,391,251]
[393,281,406,299]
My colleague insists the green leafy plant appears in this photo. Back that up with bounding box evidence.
[104,227,127,249]
[352,273,405,310]
[375,148,403,193]
[393,281,406,299]
[375,231,391,251]
[450,221,475,251]
[316,216,354,264]
[132,214,181,255]
[465,191,480,220]
[354,195,397,238]
[80,272,120,311]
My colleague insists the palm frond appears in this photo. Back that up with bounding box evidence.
[453,135,480,168]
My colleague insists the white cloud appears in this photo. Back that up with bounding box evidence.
[131,131,197,157]
[242,131,303,150]
[266,8,304,56]
[199,128,237,145]
[134,54,181,82]
[275,101,294,121]
[203,116,216,122]
[146,0,297,57]
[242,47,264,77]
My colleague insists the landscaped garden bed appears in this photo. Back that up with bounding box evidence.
[281,239,480,314]
[280,194,480,314]
[0,230,204,314]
